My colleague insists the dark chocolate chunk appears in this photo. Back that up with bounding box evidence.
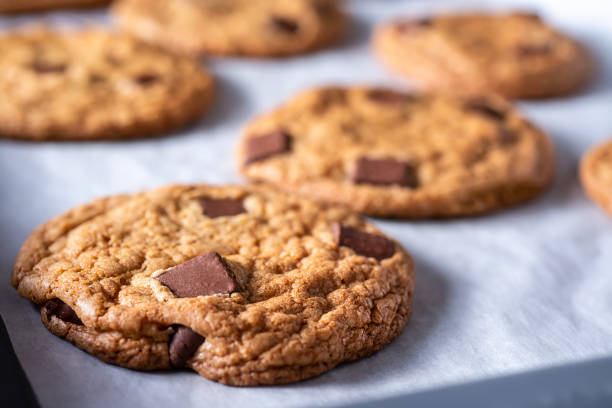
[31,61,67,74]
[517,43,553,56]
[156,252,238,298]
[244,130,291,165]
[134,74,160,86]
[397,18,433,32]
[204,4,233,14]
[332,223,395,261]
[44,299,82,325]
[497,126,518,145]
[198,197,246,218]
[314,2,333,16]
[465,100,507,120]
[168,326,205,368]
[352,157,418,188]
[512,11,541,20]
[89,74,106,84]
[271,17,299,34]
[367,89,414,105]
[106,55,123,66]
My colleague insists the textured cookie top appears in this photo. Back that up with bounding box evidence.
[12,185,414,384]
[0,30,214,140]
[580,140,612,215]
[237,87,554,217]
[112,0,345,57]
[374,12,594,99]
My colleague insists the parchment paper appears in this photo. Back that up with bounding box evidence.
[1,1,611,407]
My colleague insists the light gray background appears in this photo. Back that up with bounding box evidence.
[1,0,611,407]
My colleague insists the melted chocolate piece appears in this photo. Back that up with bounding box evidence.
[271,17,299,34]
[44,299,82,325]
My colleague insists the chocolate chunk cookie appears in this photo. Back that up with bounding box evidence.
[0,30,214,141]
[237,87,555,217]
[112,0,345,57]
[373,12,595,99]
[0,0,107,13]
[12,185,414,385]
[580,140,612,215]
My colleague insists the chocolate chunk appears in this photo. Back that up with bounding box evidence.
[106,55,123,66]
[31,61,67,74]
[198,197,246,218]
[156,252,238,298]
[44,299,82,325]
[465,100,506,120]
[89,74,106,84]
[397,18,433,32]
[168,326,205,368]
[134,74,160,86]
[497,126,518,145]
[352,157,418,188]
[271,17,299,34]
[244,130,291,165]
[367,89,414,105]
[517,43,553,56]
[314,3,333,16]
[512,11,541,20]
[332,223,395,261]
[205,4,233,14]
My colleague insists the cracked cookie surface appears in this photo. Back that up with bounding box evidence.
[112,0,345,57]
[12,184,414,385]
[580,140,612,215]
[373,12,594,99]
[0,30,214,140]
[237,87,555,218]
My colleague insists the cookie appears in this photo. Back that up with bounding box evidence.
[0,30,214,141]
[580,140,612,215]
[0,0,108,13]
[237,87,555,218]
[373,12,595,99]
[112,0,345,57]
[12,184,414,385]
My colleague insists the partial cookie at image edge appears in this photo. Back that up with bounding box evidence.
[580,140,612,216]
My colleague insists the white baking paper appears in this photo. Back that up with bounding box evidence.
[1,0,611,407]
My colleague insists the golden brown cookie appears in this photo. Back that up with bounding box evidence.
[373,12,595,99]
[12,184,414,385]
[112,0,345,57]
[580,140,612,215]
[0,29,214,141]
[237,87,555,218]
[0,0,108,13]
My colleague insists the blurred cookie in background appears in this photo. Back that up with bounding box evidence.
[373,12,595,99]
[237,87,555,218]
[581,140,612,216]
[0,29,215,141]
[0,0,108,13]
[112,0,345,57]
